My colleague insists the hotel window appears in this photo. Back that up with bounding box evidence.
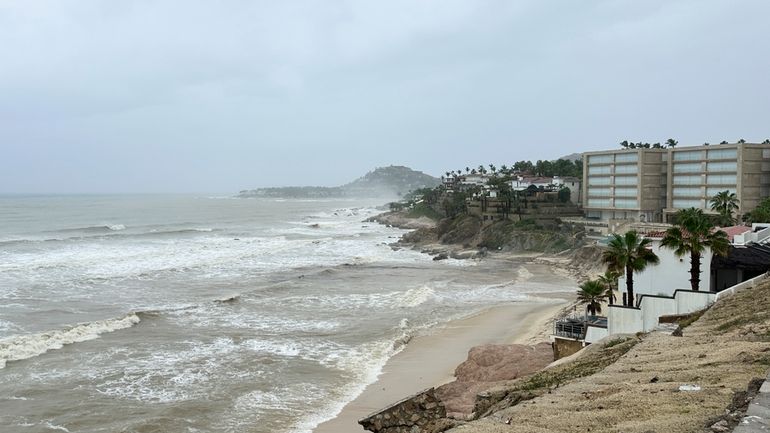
[672,187,701,197]
[614,198,638,208]
[673,175,702,185]
[588,165,611,175]
[614,176,638,185]
[706,187,736,196]
[587,198,611,207]
[672,199,704,209]
[707,174,738,185]
[673,151,703,161]
[706,161,737,172]
[588,187,611,197]
[588,176,611,185]
[614,164,638,174]
[614,187,637,197]
[707,149,737,159]
[673,162,702,173]
[615,153,638,163]
[588,154,613,164]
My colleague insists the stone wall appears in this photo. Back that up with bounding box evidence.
[358,388,451,433]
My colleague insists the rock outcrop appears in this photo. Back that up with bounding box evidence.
[435,343,554,419]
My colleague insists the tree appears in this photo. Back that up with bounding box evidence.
[745,198,770,223]
[602,231,660,306]
[720,140,728,144]
[763,139,770,145]
[738,138,747,144]
[620,140,629,149]
[597,270,620,305]
[465,167,470,173]
[558,187,571,203]
[709,190,740,226]
[577,280,606,316]
[661,208,730,291]
[666,138,678,148]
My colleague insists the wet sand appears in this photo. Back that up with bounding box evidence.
[313,296,571,433]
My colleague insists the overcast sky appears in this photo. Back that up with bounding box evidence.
[2,1,769,193]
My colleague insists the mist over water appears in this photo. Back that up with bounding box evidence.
[0,195,571,433]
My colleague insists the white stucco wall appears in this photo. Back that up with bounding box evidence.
[585,325,609,343]
[675,291,716,314]
[607,306,643,335]
[639,296,679,332]
[618,239,713,298]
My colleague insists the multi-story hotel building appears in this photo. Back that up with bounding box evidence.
[582,148,667,223]
[665,143,770,222]
[582,142,770,225]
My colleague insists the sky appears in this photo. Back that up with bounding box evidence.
[1,0,769,194]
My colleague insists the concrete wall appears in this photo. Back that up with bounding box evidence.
[675,290,716,313]
[639,296,679,331]
[585,325,609,344]
[607,286,726,337]
[618,239,713,297]
[607,306,643,335]
[553,337,584,360]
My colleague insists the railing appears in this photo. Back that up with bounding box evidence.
[554,319,585,340]
[553,314,607,340]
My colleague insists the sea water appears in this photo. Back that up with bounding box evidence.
[0,195,570,433]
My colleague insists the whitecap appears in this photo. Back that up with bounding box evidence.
[0,313,140,368]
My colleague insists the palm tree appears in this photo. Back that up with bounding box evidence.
[709,190,740,226]
[661,208,730,291]
[597,270,620,305]
[602,231,660,306]
[738,138,747,144]
[465,167,470,173]
[577,280,606,316]
[763,139,770,144]
[666,138,678,148]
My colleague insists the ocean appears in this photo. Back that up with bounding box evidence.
[0,195,571,433]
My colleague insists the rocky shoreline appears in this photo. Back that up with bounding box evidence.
[368,210,604,282]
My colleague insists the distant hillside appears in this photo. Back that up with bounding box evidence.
[555,152,582,162]
[238,166,440,198]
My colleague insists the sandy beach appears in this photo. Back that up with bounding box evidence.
[313,295,571,433]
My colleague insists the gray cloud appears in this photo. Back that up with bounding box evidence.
[1,0,769,193]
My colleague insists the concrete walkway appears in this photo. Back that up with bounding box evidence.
[734,372,770,432]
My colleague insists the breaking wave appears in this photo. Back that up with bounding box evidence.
[0,313,141,369]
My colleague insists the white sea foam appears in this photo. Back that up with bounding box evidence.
[107,224,126,231]
[0,313,140,368]
[397,285,436,308]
